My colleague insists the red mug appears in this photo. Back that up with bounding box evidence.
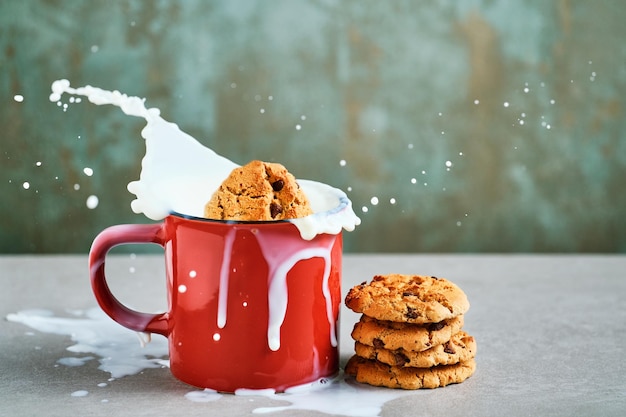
[89,213,342,393]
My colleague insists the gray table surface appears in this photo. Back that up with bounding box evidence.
[1,254,625,416]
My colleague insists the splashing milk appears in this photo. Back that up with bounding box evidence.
[49,79,360,240]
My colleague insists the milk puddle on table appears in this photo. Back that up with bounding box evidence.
[7,308,415,416]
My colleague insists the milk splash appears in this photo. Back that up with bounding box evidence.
[7,308,413,416]
[49,79,360,240]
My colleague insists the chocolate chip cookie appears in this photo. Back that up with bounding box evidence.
[345,274,470,324]
[345,355,476,390]
[351,314,464,352]
[354,330,476,368]
[204,160,313,221]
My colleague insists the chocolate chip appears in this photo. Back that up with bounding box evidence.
[271,180,284,191]
[443,342,456,354]
[402,291,416,297]
[270,202,283,218]
[427,321,445,332]
[431,276,438,280]
[373,338,384,349]
[394,352,409,366]
[405,306,418,319]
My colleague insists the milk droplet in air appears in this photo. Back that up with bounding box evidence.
[370,197,379,206]
[86,195,99,209]
[339,159,346,167]
[178,285,187,293]
[83,167,94,176]
[22,182,30,190]
[13,94,24,102]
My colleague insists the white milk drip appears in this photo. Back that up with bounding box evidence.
[50,80,360,352]
[216,228,338,351]
[255,231,338,351]
[216,228,236,330]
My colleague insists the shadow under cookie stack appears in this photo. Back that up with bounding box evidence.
[344,274,476,389]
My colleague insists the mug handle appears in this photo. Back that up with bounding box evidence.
[89,224,169,336]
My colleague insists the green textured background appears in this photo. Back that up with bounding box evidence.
[1,0,625,253]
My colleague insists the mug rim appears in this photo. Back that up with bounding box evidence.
[169,211,288,225]
[169,191,352,225]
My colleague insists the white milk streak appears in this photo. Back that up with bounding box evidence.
[217,228,236,329]
[255,231,337,351]
[217,229,337,351]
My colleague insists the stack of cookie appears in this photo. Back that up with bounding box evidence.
[344,274,476,389]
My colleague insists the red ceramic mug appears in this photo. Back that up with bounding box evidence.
[89,213,342,393]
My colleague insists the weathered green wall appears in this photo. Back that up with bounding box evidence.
[1,0,625,253]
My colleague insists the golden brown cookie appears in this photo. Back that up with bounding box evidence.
[351,314,464,352]
[345,274,469,324]
[354,330,476,368]
[204,160,313,221]
[345,355,476,390]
